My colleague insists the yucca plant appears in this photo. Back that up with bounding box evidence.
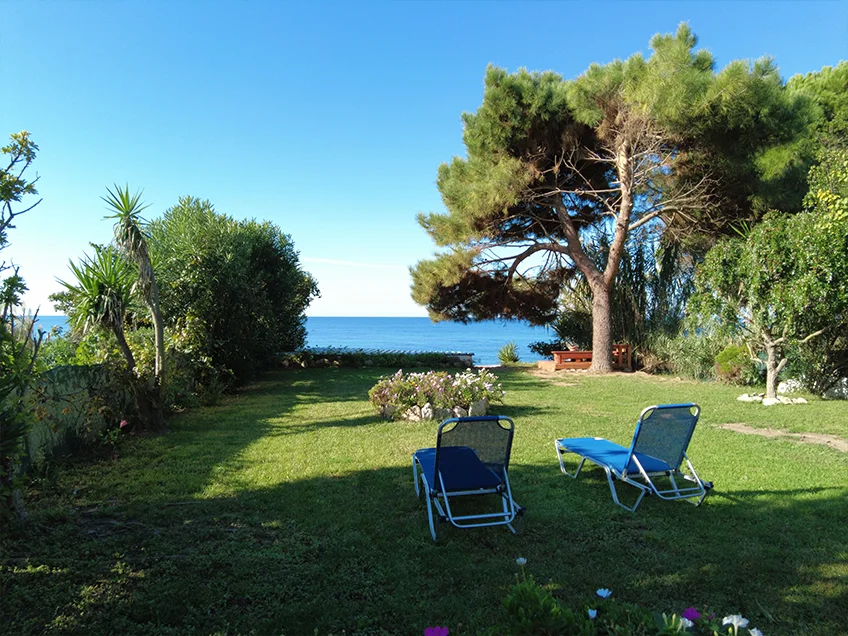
[55,246,158,428]
[103,185,166,429]
[498,341,520,365]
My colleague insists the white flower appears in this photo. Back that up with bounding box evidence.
[722,615,749,629]
[587,609,597,619]
[515,557,527,566]
[680,617,694,628]
[748,629,763,636]
[596,588,612,599]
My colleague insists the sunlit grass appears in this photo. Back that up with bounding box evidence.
[1,367,845,634]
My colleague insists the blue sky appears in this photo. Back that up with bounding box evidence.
[4,0,847,317]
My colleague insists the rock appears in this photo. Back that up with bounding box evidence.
[737,394,763,402]
[762,397,780,406]
[792,397,808,404]
[452,406,468,418]
[404,405,422,421]
[363,359,374,367]
[421,403,434,420]
[434,407,453,421]
[778,379,804,394]
[469,398,489,416]
[380,405,396,419]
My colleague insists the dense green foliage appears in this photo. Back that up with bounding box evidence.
[148,196,318,383]
[411,24,807,372]
[0,131,43,520]
[2,368,844,633]
[690,211,848,397]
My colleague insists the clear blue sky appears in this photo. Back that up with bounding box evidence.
[4,1,847,317]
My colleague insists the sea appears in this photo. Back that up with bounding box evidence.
[34,315,552,366]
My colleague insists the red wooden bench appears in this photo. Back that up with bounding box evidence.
[552,344,632,371]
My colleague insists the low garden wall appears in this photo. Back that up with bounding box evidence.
[22,364,133,473]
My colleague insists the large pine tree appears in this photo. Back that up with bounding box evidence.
[411,24,809,371]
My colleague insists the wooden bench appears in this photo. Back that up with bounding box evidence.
[552,344,632,371]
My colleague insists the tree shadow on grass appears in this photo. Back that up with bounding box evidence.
[3,459,846,635]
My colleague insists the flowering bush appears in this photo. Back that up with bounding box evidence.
[368,368,504,419]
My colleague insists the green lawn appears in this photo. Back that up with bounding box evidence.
[2,368,846,635]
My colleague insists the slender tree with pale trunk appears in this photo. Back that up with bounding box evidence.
[690,212,848,399]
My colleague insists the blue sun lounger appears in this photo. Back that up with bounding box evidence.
[413,416,523,541]
[555,403,712,512]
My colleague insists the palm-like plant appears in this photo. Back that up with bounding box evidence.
[103,184,166,429]
[56,247,157,426]
[57,246,138,363]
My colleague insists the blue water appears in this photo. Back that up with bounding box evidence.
[305,317,550,365]
[34,315,551,366]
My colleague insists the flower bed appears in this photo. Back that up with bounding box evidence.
[428,559,767,635]
[368,368,504,420]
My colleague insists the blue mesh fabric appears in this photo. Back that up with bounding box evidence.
[631,405,698,469]
[557,437,671,474]
[414,446,503,492]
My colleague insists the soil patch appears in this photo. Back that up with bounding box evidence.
[718,423,848,452]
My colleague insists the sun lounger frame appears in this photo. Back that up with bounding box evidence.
[412,416,523,541]
[555,403,711,512]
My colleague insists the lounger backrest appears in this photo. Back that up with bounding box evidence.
[629,403,700,470]
[436,416,514,475]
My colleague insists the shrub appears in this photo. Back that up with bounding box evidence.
[498,341,520,365]
[646,330,726,380]
[148,197,319,384]
[368,368,504,418]
[714,344,749,383]
[281,348,471,370]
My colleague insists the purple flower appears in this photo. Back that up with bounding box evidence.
[682,607,701,621]
[424,627,449,636]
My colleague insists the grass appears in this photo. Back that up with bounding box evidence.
[1,367,846,635]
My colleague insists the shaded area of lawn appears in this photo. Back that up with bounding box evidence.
[2,368,846,634]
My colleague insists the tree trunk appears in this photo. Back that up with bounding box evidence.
[763,341,788,400]
[589,282,614,373]
[148,275,166,431]
[113,324,155,431]
[762,329,789,400]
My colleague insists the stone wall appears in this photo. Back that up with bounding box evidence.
[22,364,133,473]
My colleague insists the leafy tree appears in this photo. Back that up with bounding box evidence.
[690,212,848,398]
[103,185,166,429]
[411,24,806,371]
[1,131,43,519]
[148,197,318,383]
